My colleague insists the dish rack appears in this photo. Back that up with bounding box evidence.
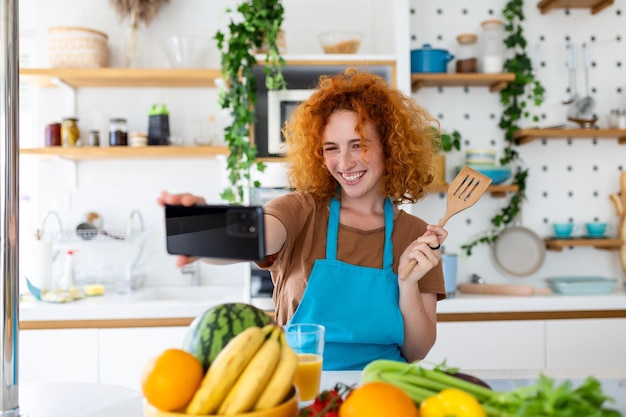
[38,210,150,290]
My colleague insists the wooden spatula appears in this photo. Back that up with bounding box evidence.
[399,166,492,280]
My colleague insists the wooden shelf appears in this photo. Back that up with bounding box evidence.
[19,68,223,88]
[537,0,614,15]
[19,146,229,160]
[410,73,516,93]
[428,184,518,197]
[513,128,626,145]
[544,237,623,251]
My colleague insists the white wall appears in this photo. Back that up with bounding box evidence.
[18,0,626,292]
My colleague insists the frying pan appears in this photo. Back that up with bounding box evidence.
[492,223,546,277]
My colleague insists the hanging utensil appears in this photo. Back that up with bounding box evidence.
[562,42,578,106]
[399,166,492,280]
[572,42,595,118]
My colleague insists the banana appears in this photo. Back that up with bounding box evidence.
[186,325,266,415]
[217,324,282,415]
[253,329,298,410]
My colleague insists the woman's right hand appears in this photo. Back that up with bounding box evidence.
[157,190,205,268]
[157,190,206,207]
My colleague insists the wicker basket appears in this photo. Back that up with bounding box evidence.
[48,26,109,68]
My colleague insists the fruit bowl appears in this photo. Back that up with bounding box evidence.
[318,31,363,54]
[143,386,298,417]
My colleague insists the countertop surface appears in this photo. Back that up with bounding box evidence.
[18,284,626,323]
[15,369,626,417]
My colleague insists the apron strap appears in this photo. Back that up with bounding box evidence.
[327,197,395,272]
[326,198,340,260]
[383,198,394,271]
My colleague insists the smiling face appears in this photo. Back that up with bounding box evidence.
[322,110,385,201]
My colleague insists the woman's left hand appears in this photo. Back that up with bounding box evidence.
[399,225,448,282]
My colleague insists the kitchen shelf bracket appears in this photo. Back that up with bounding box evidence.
[51,77,77,116]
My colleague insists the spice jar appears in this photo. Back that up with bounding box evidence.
[88,130,100,147]
[109,118,128,146]
[455,33,478,73]
[61,118,80,146]
[480,19,504,73]
[45,122,62,147]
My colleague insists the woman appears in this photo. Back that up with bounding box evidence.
[159,69,447,370]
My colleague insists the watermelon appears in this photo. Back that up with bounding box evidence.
[182,302,272,371]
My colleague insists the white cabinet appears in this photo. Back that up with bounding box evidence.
[19,329,99,384]
[98,327,188,390]
[546,318,626,369]
[425,321,545,369]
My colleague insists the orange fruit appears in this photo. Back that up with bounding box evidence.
[339,381,419,417]
[141,348,204,411]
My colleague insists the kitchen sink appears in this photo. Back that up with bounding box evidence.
[132,285,244,303]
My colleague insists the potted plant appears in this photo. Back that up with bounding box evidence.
[432,129,462,187]
[460,0,545,256]
[215,0,286,204]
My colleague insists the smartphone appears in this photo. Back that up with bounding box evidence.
[165,204,265,261]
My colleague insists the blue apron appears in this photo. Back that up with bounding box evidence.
[288,197,406,370]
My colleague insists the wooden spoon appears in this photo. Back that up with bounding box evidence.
[399,166,492,280]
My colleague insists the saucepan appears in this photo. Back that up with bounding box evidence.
[410,44,454,73]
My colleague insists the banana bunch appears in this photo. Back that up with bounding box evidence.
[186,323,298,415]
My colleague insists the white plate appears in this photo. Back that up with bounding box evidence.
[493,226,546,277]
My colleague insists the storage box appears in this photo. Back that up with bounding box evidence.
[546,276,618,295]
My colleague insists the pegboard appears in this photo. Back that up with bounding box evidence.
[408,0,626,285]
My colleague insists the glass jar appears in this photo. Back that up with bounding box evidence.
[61,118,80,147]
[109,118,128,146]
[455,33,478,73]
[480,19,504,73]
[45,122,62,147]
[88,130,100,147]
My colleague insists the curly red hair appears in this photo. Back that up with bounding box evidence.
[283,68,440,205]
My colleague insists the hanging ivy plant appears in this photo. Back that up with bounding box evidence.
[461,0,545,256]
[215,0,286,204]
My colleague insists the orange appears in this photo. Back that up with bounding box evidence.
[339,381,419,417]
[141,348,204,412]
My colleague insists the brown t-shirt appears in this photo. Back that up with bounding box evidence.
[260,192,446,325]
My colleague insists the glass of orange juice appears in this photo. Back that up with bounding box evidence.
[284,323,325,404]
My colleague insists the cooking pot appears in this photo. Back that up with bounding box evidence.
[411,44,454,73]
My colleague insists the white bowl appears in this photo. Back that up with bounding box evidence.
[161,36,211,68]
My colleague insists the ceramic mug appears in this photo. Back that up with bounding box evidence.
[585,222,612,237]
[552,223,576,237]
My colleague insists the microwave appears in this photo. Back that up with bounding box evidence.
[266,88,312,155]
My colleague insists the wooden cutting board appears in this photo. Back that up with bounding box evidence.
[458,283,552,296]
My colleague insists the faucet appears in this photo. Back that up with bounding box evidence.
[181,263,201,286]
[126,209,145,238]
[40,210,64,242]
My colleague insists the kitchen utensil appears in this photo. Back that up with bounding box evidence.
[458,283,552,296]
[546,276,617,295]
[562,42,578,105]
[76,222,124,241]
[567,115,598,129]
[400,166,492,280]
[572,43,595,118]
[410,44,455,73]
[492,223,546,277]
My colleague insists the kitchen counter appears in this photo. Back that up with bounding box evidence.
[18,285,626,329]
[15,368,626,416]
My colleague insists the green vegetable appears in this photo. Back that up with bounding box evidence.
[361,360,622,417]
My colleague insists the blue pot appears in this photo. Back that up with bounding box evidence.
[411,44,455,73]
